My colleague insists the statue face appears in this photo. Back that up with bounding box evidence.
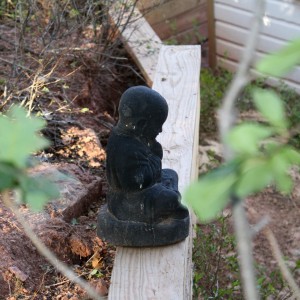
[117,86,168,139]
[142,118,163,140]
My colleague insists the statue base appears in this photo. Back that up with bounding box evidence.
[97,204,190,247]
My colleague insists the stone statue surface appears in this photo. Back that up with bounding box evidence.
[97,86,190,246]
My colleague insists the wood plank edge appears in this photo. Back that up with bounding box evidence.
[109,6,162,86]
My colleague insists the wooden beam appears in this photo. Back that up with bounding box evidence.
[108,45,201,300]
[109,6,162,86]
[207,0,217,69]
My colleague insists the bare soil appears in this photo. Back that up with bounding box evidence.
[0,16,144,299]
[200,142,300,280]
[248,177,300,288]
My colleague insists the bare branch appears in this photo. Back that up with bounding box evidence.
[264,228,300,299]
[2,191,104,300]
[218,0,265,159]
[217,1,266,299]
[251,216,270,237]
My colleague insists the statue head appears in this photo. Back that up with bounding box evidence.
[117,86,168,139]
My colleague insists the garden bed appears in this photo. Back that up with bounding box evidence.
[1,1,300,299]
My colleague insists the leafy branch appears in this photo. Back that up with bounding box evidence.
[0,107,104,299]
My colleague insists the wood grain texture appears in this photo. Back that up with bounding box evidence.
[216,0,300,25]
[216,39,300,84]
[217,57,300,93]
[151,7,207,40]
[214,2,300,41]
[138,0,171,11]
[108,45,201,300]
[215,21,288,53]
[214,0,300,90]
[141,0,206,25]
[138,0,208,44]
[109,6,162,86]
[166,24,208,45]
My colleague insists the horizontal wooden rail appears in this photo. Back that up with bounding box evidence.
[108,45,201,299]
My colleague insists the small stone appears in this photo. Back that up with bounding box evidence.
[8,266,28,282]
[95,279,108,296]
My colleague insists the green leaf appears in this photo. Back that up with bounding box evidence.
[70,8,80,18]
[19,176,59,211]
[269,146,300,194]
[274,172,293,195]
[185,164,237,222]
[0,163,17,190]
[269,150,292,194]
[227,123,272,155]
[253,88,288,131]
[90,269,98,276]
[280,146,300,165]
[71,218,78,225]
[80,108,89,113]
[0,107,49,168]
[235,158,273,198]
[256,38,300,77]
[42,87,49,93]
[25,191,50,211]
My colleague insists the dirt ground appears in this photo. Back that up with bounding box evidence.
[1,13,300,300]
[248,176,300,293]
[0,16,144,299]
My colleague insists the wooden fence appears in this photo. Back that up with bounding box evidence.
[212,0,300,92]
[138,0,208,66]
[138,0,300,92]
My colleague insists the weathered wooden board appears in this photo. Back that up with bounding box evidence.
[216,39,300,84]
[138,0,170,11]
[137,0,208,57]
[151,6,207,40]
[141,0,206,26]
[217,57,300,93]
[214,2,300,41]
[217,0,300,25]
[108,45,201,300]
[215,21,287,53]
[109,6,162,86]
[167,24,208,45]
[214,0,300,91]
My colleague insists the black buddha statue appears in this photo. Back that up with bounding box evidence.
[97,86,190,246]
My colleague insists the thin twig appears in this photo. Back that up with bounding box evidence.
[218,1,266,299]
[0,57,33,73]
[232,197,260,300]
[0,34,38,56]
[264,228,300,299]
[251,216,270,237]
[218,0,265,159]
[2,190,104,300]
[45,272,90,288]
